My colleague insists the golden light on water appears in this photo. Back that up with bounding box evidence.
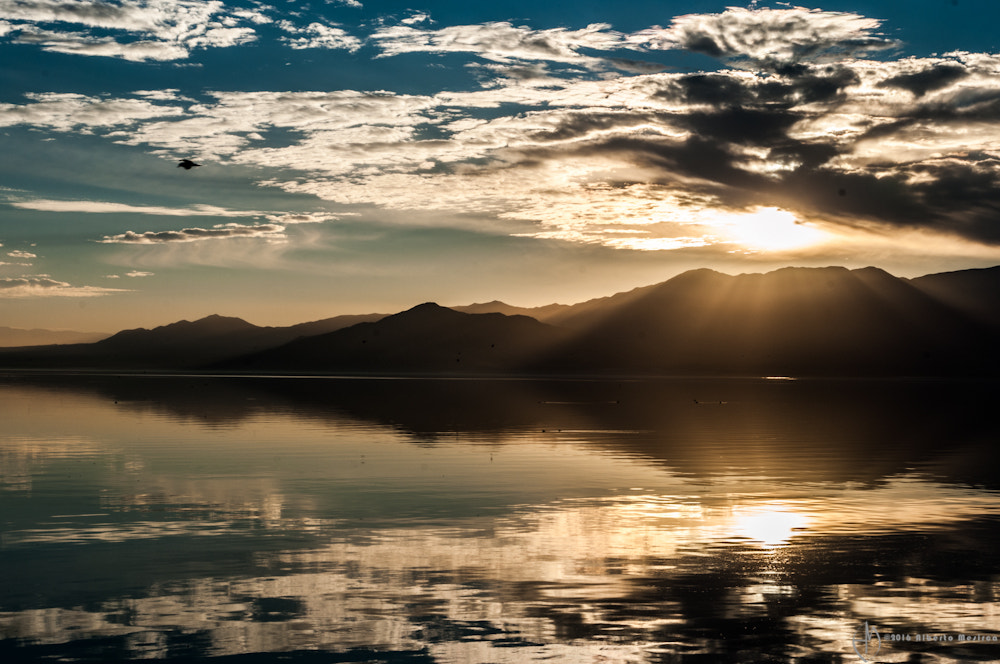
[733,503,811,548]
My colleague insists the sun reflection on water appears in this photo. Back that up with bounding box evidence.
[5,377,1000,663]
[732,503,811,548]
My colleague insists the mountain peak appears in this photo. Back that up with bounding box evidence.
[394,302,464,320]
[191,314,254,327]
[98,313,258,348]
[406,302,448,312]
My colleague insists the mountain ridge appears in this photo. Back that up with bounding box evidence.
[0,327,110,348]
[1,265,998,376]
[216,302,567,373]
[0,312,386,369]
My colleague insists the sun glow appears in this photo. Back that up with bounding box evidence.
[711,207,829,251]
[733,504,810,548]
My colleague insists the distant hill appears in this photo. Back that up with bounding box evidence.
[452,300,572,321]
[2,265,998,376]
[0,327,109,347]
[0,312,386,369]
[217,302,567,373]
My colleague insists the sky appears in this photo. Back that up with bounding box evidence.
[2,0,1000,332]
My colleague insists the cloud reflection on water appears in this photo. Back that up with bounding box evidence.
[1,376,1000,662]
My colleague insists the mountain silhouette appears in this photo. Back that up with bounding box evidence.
[528,266,998,376]
[910,265,1000,326]
[217,302,567,373]
[1,266,998,376]
[0,313,385,369]
[0,327,109,347]
[452,300,572,321]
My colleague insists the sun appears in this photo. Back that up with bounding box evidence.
[710,206,829,252]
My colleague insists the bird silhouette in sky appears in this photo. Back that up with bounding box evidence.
[177,159,201,170]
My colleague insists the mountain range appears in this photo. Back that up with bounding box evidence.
[0,327,109,347]
[2,265,999,376]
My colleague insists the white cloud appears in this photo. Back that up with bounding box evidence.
[278,21,361,51]
[0,276,127,297]
[125,270,154,277]
[100,223,287,244]
[400,12,429,26]
[264,212,343,224]
[133,89,190,101]
[7,250,37,258]
[633,7,898,68]
[12,199,265,217]
[13,26,189,61]
[0,92,180,131]
[14,201,343,240]
[0,0,268,61]
[371,21,628,69]
[368,9,894,73]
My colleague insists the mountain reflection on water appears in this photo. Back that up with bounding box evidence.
[2,374,1000,663]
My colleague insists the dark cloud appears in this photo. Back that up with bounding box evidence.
[7,5,997,249]
[682,107,799,146]
[879,63,968,97]
[524,110,667,142]
[475,50,1000,245]
[682,34,724,58]
[670,73,751,106]
[789,66,860,103]
[659,66,859,110]
[607,58,667,74]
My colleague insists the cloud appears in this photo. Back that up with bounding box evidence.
[12,199,265,217]
[0,276,127,297]
[264,212,344,224]
[0,92,181,132]
[6,250,37,258]
[370,20,634,71]
[0,0,267,61]
[260,48,1000,247]
[13,202,342,247]
[400,12,429,26]
[367,8,894,75]
[125,270,154,277]
[635,7,899,69]
[100,223,286,244]
[879,62,969,97]
[12,26,190,61]
[4,7,1000,250]
[278,20,361,51]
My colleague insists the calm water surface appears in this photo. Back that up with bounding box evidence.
[2,375,1000,663]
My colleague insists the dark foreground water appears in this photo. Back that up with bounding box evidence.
[2,374,1000,663]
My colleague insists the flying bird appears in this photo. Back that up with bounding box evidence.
[177,159,201,170]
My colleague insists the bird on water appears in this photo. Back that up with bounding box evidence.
[177,159,201,170]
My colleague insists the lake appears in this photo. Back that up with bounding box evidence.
[2,374,1000,663]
